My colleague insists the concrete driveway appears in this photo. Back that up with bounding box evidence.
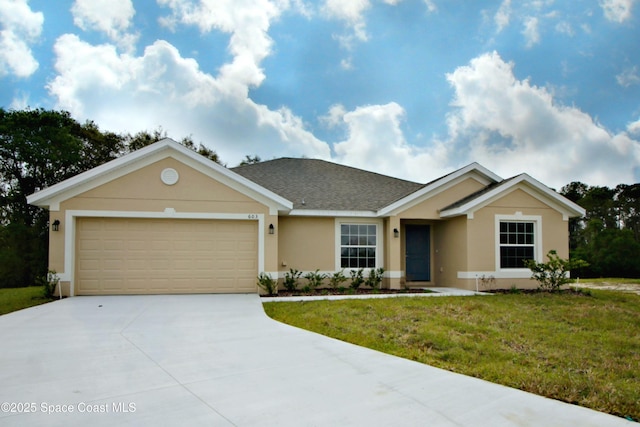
[0,295,632,426]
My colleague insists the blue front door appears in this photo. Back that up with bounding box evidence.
[405,224,431,282]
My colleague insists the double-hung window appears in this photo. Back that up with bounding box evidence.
[340,224,377,268]
[499,221,535,268]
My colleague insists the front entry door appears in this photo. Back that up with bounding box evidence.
[405,224,431,282]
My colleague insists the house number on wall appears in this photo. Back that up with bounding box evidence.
[247,214,259,219]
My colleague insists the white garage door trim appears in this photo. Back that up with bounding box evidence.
[63,209,265,296]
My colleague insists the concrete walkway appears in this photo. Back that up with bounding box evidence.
[262,287,489,302]
[0,295,632,426]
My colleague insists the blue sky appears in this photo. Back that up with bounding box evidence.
[1,0,639,188]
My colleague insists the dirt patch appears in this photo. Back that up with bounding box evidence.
[571,282,640,295]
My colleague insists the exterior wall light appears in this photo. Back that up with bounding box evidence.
[269,224,275,234]
[52,219,60,232]
[393,228,399,238]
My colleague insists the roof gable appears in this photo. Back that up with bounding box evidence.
[377,163,502,216]
[27,139,292,212]
[439,173,586,220]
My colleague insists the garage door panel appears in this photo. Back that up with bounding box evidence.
[76,217,258,295]
[103,278,125,291]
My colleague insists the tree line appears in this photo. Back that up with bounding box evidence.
[561,182,640,278]
[0,108,637,288]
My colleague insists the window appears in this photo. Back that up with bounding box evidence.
[340,224,376,268]
[499,221,534,268]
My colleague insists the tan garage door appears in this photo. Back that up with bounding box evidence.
[75,217,258,295]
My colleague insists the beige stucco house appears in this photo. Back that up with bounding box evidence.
[28,138,585,296]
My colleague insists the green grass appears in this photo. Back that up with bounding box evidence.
[0,286,53,315]
[264,290,640,421]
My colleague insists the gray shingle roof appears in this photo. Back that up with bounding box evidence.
[231,158,424,211]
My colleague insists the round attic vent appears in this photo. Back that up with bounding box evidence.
[161,168,179,185]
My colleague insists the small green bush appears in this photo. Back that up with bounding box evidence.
[349,269,365,290]
[365,268,385,290]
[304,269,327,291]
[328,270,348,290]
[283,268,302,292]
[257,273,278,296]
[524,250,589,293]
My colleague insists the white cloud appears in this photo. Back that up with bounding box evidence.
[9,90,29,109]
[443,51,640,188]
[522,16,540,48]
[322,0,370,27]
[616,66,640,87]
[555,21,574,36]
[628,119,640,135]
[600,0,635,23]
[0,0,43,77]
[495,0,511,33]
[321,104,348,128]
[48,1,330,165]
[330,102,451,182]
[158,0,282,91]
[322,0,370,49]
[423,0,437,13]
[71,0,137,52]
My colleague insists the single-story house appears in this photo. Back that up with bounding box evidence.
[27,138,585,296]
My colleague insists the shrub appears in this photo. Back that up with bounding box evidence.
[328,270,348,290]
[349,269,365,290]
[304,269,327,291]
[364,268,385,290]
[36,270,59,299]
[479,274,495,291]
[283,268,302,292]
[256,273,278,296]
[524,250,589,293]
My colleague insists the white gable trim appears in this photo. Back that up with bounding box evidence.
[377,163,501,217]
[27,138,293,213]
[439,174,585,220]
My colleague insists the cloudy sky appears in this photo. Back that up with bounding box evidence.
[1,0,639,189]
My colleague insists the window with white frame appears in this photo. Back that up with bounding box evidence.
[340,224,377,268]
[499,221,535,268]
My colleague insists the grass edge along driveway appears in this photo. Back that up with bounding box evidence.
[264,290,640,421]
[0,286,53,316]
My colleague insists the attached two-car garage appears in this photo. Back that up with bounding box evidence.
[75,217,259,295]
[27,139,291,297]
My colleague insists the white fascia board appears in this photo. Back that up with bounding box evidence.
[440,174,586,219]
[27,138,293,212]
[377,163,501,217]
[288,209,377,217]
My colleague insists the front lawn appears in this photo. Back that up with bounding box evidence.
[0,286,53,315]
[264,290,640,421]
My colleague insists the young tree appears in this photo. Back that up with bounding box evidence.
[524,250,588,292]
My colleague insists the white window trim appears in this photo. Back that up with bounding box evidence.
[334,218,384,272]
[495,214,543,273]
